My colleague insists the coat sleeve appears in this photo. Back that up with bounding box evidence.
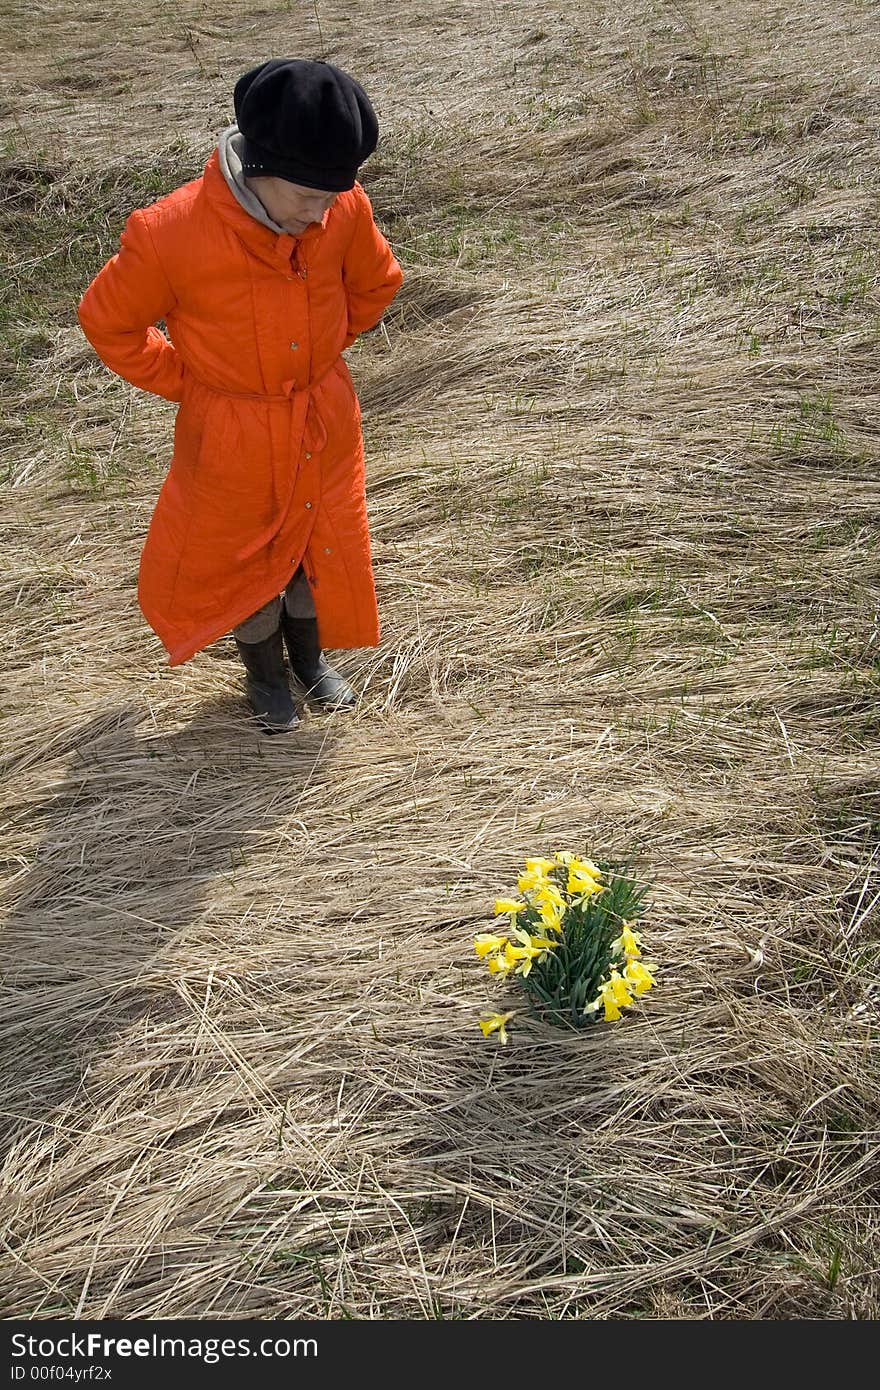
[341,185,403,350]
[77,208,185,403]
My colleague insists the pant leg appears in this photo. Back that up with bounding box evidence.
[234,565,315,642]
[233,593,283,643]
[283,565,317,619]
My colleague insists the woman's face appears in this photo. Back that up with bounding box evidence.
[246,176,339,235]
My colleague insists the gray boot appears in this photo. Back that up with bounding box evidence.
[234,627,299,731]
[280,612,357,710]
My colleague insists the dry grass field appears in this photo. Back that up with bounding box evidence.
[1,0,879,1318]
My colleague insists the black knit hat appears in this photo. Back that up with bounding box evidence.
[233,58,378,192]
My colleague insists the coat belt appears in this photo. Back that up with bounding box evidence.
[182,367,337,563]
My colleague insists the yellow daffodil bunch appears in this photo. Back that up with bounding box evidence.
[476,851,656,1037]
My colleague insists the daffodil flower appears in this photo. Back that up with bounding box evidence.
[567,866,604,897]
[613,921,642,959]
[601,992,623,1022]
[479,1011,514,1043]
[518,857,561,894]
[557,853,603,888]
[474,933,509,959]
[507,926,558,977]
[624,959,656,995]
[494,898,526,917]
[529,882,564,923]
[528,884,561,917]
[596,974,633,1020]
[532,882,563,908]
[525,857,558,875]
[533,901,563,931]
[606,970,635,1008]
[488,951,516,975]
[518,867,550,894]
[512,926,558,954]
[570,855,602,877]
[503,941,530,964]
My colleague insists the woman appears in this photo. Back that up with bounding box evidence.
[78,57,403,731]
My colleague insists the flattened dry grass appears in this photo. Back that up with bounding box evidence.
[1,0,879,1317]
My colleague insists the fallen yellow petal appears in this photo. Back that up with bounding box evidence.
[479,1010,514,1043]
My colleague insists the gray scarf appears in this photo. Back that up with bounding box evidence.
[217,123,286,234]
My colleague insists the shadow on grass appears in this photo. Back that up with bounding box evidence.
[0,694,340,1159]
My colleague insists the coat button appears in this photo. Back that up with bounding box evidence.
[305,452,312,460]
[325,547,331,555]
[289,341,298,350]
[305,501,312,509]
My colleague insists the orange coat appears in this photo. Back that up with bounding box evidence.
[78,149,402,665]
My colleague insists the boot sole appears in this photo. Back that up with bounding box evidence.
[298,692,356,712]
[248,709,301,734]
[291,677,357,711]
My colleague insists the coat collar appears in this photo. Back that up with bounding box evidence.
[201,147,331,272]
